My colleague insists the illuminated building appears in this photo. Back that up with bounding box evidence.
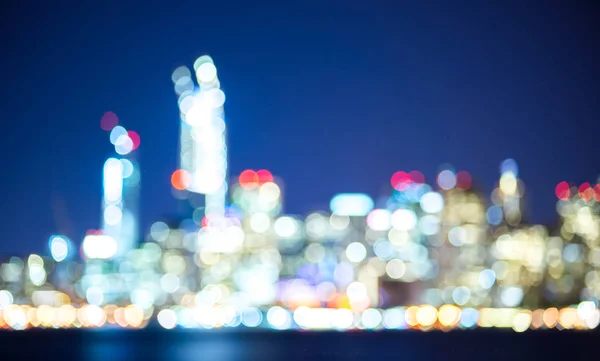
[492,159,524,227]
[229,170,283,307]
[428,168,492,308]
[491,225,547,308]
[382,171,438,306]
[327,193,378,311]
[552,181,600,304]
[173,55,228,220]
[102,124,141,259]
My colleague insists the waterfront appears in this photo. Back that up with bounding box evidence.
[1,329,598,361]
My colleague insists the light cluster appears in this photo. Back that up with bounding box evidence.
[2,55,600,332]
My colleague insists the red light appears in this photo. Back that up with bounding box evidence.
[391,171,412,191]
[201,216,209,228]
[171,169,191,191]
[409,170,425,184]
[100,111,118,131]
[594,184,600,202]
[456,171,472,190]
[128,130,140,150]
[239,170,259,189]
[256,169,273,184]
[555,181,570,200]
[579,182,593,202]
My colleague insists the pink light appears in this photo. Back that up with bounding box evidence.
[100,111,119,131]
[555,181,570,201]
[127,131,140,150]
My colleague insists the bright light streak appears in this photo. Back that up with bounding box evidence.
[82,235,118,259]
[103,158,123,204]
[49,236,69,262]
[330,193,374,216]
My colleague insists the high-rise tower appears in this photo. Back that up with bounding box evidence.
[173,55,227,220]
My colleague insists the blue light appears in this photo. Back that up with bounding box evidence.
[330,193,374,216]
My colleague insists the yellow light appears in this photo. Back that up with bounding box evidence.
[438,305,461,327]
[499,172,517,196]
[543,307,558,328]
[125,305,144,328]
[512,311,532,332]
[405,306,419,327]
[558,308,577,329]
[416,305,438,328]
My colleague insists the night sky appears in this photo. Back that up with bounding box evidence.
[1,1,599,256]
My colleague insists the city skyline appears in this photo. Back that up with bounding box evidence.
[1,55,599,333]
[2,2,599,256]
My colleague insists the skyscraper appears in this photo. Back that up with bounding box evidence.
[174,55,228,221]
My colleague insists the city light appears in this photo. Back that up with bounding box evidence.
[1,55,600,334]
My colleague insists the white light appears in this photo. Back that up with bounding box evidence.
[29,264,46,286]
[103,205,123,226]
[266,306,291,330]
[391,209,417,231]
[82,235,118,260]
[250,213,271,233]
[205,88,226,108]
[366,209,391,231]
[86,305,106,327]
[361,308,382,329]
[0,290,13,308]
[479,269,496,289]
[332,308,354,330]
[448,226,466,247]
[274,217,298,238]
[158,309,178,329]
[383,308,407,329]
[259,182,281,202]
[500,287,523,307]
[115,134,134,155]
[419,215,440,236]
[150,222,170,242]
[577,301,596,321]
[386,259,406,279]
[452,286,471,306]
[49,236,68,262]
[86,286,104,306]
[103,158,123,204]
[171,66,191,84]
[241,308,262,327]
[131,289,155,310]
[161,274,180,293]
[120,159,134,178]
[346,242,367,263]
[437,170,456,190]
[109,126,127,145]
[197,62,217,83]
[420,192,444,213]
[346,282,367,302]
[330,193,374,216]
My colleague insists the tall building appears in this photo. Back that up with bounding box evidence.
[173,55,228,220]
[101,126,141,258]
[433,171,492,308]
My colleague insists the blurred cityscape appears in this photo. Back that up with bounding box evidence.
[1,55,600,332]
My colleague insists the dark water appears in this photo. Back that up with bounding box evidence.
[1,329,598,361]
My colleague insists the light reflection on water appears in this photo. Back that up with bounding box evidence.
[0,329,597,361]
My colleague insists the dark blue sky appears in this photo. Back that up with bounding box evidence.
[1,1,599,256]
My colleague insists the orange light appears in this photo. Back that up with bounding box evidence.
[579,183,593,202]
[171,169,191,191]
